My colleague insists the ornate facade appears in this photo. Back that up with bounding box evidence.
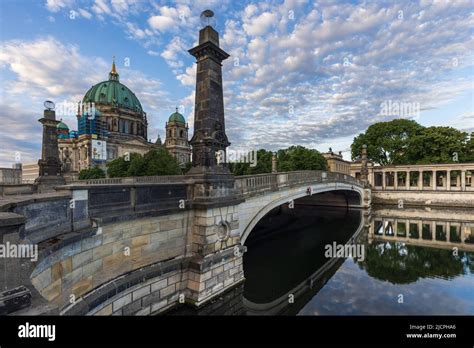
[57,60,191,176]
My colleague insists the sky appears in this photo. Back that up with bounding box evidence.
[0,0,473,167]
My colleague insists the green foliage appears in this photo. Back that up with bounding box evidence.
[405,126,469,164]
[106,153,140,178]
[228,149,271,175]
[351,119,472,165]
[78,167,105,180]
[277,146,327,171]
[228,146,326,175]
[351,119,423,165]
[106,149,181,177]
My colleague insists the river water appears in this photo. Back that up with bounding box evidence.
[170,204,474,315]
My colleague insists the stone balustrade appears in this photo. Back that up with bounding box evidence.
[235,171,360,196]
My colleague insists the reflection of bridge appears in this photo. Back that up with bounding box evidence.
[243,210,365,315]
[369,208,474,252]
[1,170,369,316]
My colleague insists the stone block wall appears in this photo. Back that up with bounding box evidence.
[186,204,245,306]
[30,211,188,313]
[372,190,474,208]
[88,260,187,316]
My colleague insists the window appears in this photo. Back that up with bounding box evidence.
[180,130,184,138]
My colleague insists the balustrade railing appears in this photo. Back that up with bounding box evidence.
[234,171,359,195]
[70,171,360,196]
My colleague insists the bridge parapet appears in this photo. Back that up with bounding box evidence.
[235,171,361,197]
[69,175,187,186]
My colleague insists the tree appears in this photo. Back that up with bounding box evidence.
[463,132,474,162]
[107,153,141,178]
[228,149,272,175]
[228,147,327,175]
[141,148,181,176]
[78,167,105,180]
[405,126,469,164]
[351,119,423,165]
[277,146,327,171]
[106,149,181,177]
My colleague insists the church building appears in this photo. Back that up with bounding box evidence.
[57,59,191,176]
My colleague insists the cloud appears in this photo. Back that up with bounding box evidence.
[77,8,92,19]
[91,0,112,16]
[148,15,175,32]
[243,11,278,36]
[45,0,74,12]
[160,36,188,69]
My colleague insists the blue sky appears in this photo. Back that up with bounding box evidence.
[0,0,473,166]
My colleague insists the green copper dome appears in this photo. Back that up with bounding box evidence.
[57,120,69,130]
[168,108,186,124]
[82,59,143,113]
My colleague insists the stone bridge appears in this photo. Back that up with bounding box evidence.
[0,171,369,316]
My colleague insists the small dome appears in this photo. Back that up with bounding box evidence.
[57,120,69,130]
[169,108,185,124]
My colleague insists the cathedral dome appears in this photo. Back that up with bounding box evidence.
[82,59,143,114]
[57,120,69,130]
[168,108,186,124]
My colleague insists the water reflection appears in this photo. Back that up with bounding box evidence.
[243,206,363,315]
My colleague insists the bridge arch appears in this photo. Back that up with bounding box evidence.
[240,182,364,245]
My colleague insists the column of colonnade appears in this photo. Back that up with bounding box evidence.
[373,166,472,191]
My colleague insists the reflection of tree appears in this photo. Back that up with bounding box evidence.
[356,242,472,284]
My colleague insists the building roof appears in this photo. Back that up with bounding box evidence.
[57,119,69,130]
[168,108,186,124]
[82,58,143,114]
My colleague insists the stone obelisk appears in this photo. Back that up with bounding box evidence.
[35,102,65,190]
[185,11,245,306]
[186,11,239,205]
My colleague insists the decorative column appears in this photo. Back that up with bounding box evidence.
[185,11,244,307]
[432,170,437,190]
[461,170,466,191]
[271,152,277,173]
[418,171,423,190]
[446,170,451,191]
[35,102,65,189]
[188,16,230,175]
[382,171,386,190]
[360,144,369,185]
[406,171,410,190]
[394,171,398,190]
